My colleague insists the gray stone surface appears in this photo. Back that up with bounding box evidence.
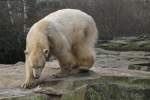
[0,60,150,100]
[95,48,150,71]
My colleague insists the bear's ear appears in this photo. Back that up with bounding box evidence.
[43,49,49,57]
[24,50,28,55]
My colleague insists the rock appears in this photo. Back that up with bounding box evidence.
[62,85,87,100]
[0,89,50,100]
[98,36,150,51]
[14,61,25,66]
[128,63,150,71]
[85,83,150,100]
[95,48,150,70]
[0,61,150,100]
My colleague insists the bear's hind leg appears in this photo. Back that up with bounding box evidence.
[53,51,79,78]
[73,44,94,72]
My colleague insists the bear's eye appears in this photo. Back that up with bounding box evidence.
[33,66,41,68]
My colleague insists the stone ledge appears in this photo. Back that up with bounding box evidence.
[0,62,150,100]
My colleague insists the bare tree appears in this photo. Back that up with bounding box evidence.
[6,0,14,25]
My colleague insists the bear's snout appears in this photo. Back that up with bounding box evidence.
[34,75,40,79]
[32,68,42,79]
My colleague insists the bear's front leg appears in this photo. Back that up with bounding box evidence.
[21,78,37,89]
[21,66,37,88]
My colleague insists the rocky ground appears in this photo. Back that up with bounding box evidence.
[96,35,150,71]
[1,35,150,99]
[98,35,150,51]
[0,48,150,100]
[95,48,150,71]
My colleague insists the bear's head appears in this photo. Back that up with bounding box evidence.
[24,47,49,79]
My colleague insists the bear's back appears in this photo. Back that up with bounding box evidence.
[43,9,92,23]
[42,9,94,37]
[27,9,97,49]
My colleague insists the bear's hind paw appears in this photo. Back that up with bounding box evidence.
[52,72,68,78]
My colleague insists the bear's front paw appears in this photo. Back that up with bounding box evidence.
[21,79,37,89]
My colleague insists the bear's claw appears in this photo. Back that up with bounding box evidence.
[21,80,37,89]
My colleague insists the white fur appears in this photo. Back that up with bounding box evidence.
[23,9,98,88]
[44,9,97,50]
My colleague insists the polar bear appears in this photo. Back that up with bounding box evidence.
[21,9,98,88]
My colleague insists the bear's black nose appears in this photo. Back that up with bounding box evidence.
[34,75,40,79]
